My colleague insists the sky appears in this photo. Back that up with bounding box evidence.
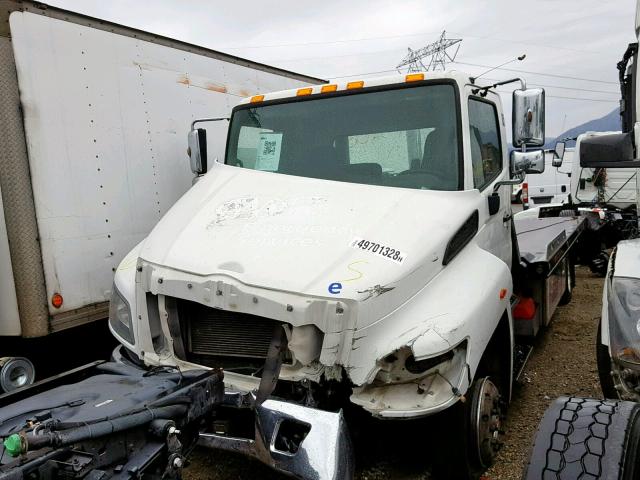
[46,0,637,139]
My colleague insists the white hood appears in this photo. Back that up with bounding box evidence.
[140,164,481,307]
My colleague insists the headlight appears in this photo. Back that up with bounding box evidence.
[109,285,135,345]
[608,277,640,366]
[374,342,465,386]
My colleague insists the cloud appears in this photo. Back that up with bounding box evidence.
[47,0,636,136]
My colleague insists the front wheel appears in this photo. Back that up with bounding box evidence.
[431,377,504,480]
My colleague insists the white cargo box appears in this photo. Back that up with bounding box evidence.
[0,1,322,336]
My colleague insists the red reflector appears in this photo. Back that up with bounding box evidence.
[51,293,63,309]
[513,297,536,320]
[499,288,508,299]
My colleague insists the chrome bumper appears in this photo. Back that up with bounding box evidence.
[199,396,353,480]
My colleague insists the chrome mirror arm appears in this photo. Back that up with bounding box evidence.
[493,172,526,193]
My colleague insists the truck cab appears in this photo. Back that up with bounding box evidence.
[109,71,554,478]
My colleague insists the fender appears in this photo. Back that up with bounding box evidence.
[346,240,513,388]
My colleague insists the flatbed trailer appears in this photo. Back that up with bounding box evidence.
[513,213,585,338]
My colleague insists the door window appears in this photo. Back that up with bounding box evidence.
[468,99,502,189]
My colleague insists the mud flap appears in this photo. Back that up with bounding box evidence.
[199,399,354,480]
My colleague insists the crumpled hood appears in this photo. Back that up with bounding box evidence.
[140,164,481,308]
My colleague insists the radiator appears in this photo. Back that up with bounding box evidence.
[179,300,282,359]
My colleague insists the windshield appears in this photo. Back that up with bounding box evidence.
[225,83,461,191]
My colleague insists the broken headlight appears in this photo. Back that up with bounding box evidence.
[109,285,135,345]
[375,342,464,386]
[608,277,640,367]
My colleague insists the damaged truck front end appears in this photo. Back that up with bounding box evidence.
[107,71,543,479]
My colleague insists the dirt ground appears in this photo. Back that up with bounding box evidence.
[185,266,604,480]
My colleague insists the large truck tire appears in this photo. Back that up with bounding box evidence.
[596,322,619,399]
[431,377,504,480]
[523,397,640,480]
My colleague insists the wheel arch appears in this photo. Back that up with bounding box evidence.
[475,309,513,402]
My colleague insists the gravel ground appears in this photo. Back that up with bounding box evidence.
[487,266,603,479]
[185,266,604,480]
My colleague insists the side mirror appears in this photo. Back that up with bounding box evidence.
[512,88,545,147]
[488,193,500,216]
[511,149,545,175]
[188,128,208,175]
[552,141,565,167]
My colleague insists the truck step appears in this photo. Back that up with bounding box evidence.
[513,343,534,382]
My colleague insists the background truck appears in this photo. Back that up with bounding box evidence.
[518,147,574,208]
[106,70,586,479]
[0,0,322,391]
[523,132,639,277]
[524,3,640,478]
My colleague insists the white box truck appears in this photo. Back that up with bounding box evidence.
[522,149,573,207]
[0,0,322,391]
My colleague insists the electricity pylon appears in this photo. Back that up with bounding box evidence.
[397,31,462,72]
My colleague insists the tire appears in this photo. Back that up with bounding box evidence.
[559,258,573,306]
[515,191,522,204]
[523,397,640,480]
[596,322,619,399]
[431,377,504,480]
[590,251,610,277]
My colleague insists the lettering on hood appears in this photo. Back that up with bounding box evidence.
[349,237,407,264]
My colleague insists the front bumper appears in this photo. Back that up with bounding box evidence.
[112,345,353,480]
[199,393,353,480]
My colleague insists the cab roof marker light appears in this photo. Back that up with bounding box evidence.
[346,80,364,90]
[321,84,338,93]
[405,73,425,82]
[296,87,313,96]
[250,94,264,103]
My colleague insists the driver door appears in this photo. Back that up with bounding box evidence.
[468,96,512,268]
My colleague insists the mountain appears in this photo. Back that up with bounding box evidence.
[547,108,622,148]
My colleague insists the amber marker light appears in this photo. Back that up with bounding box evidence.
[52,293,63,309]
[250,95,264,103]
[405,73,425,82]
[346,80,364,90]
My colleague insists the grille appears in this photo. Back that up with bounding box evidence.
[179,300,282,359]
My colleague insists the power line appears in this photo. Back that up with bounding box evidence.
[217,29,610,57]
[453,60,618,85]
[480,76,618,95]
[218,30,443,50]
[327,65,618,88]
[446,30,609,57]
[495,89,618,103]
[544,94,618,103]
[325,70,619,103]
[330,69,399,78]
